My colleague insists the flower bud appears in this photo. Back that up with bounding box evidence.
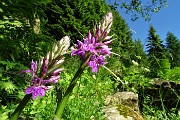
[48,76,60,84]
[59,36,70,54]
[50,68,63,76]
[101,12,113,34]
[40,58,49,78]
[30,60,38,77]
[95,28,101,40]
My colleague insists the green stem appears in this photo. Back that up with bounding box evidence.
[10,94,32,120]
[54,55,91,119]
[54,64,86,119]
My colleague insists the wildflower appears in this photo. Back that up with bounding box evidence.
[25,77,51,100]
[144,68,150,72]
[88,55,106,73]
[21,36,70,100]
[132,60,139,66]
[71,12,113,73]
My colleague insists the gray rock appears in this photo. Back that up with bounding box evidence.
[103,92,144,120]
[105,92,139,111]
[102,106,133,120]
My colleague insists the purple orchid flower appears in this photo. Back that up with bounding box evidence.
[23,58,63,100]
[24,36,70,100]
[25,77,52,100]
[20,60,38,77]
[88,55,106,73]
[21,60,51,99]
[71,40,86,58]
[21,36,70,100]
[71,12,113,73]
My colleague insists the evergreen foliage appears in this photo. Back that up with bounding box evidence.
[44,0,136,69]
[166,32,180,68]
[1,0,180,119]
[110,9,134,68]
[0,0,53,63]
[44,0,111,43]
[146,25,167,77]
[108,0,167,21]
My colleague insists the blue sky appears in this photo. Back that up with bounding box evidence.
[109,0,180,46]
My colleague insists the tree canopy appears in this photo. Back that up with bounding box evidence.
[166,32,180,68]
[108,0,167,21]
[146,25,167,77]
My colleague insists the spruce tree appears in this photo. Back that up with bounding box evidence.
[44,0,135,68]
[146,25,167,77]
[0,0,52,62]
[110,9,134,68]
[166,32,180,68]
[44,0,110,43]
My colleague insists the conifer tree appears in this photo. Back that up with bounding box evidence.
[166,32,180,68]
[108,0,167,21]
[110,9,134,67]
[146,25,167,77]
[44,0,135,68]
[44,0,110,43]
[0,0,52,62]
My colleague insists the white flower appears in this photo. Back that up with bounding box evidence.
[59,36,70,55]
[132,60,139,66]
[144,68,150,72]
[100,12,113,34]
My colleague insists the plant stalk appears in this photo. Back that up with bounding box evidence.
[10,94,32,120]
[54,55,91,119]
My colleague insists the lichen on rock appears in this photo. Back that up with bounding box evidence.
[103,92,144,120]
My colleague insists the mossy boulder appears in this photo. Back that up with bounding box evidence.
[103,92,144,120]
[116,104,144,120]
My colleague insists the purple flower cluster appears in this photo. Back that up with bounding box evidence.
[21,36,70,100]
[71,12,113,73]
[22,58,62,100]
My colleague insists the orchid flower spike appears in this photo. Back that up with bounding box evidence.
[21,36,70,100]
[71,12,113,73]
